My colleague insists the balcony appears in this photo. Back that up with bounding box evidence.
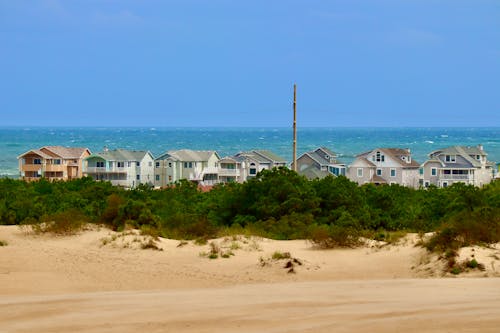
[45,165,65,172]
[440,175,471,180]
[21,164,42,172]
[218,168,240,177]
[85,167,127,174]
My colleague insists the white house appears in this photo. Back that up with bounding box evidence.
[154,149,220,187]
[84,149,155,188]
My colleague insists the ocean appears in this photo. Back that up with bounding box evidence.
[1,127,499,178]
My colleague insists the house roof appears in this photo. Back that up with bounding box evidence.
[428,145,487,168]
[253,150,287,163]
[371,174,387,183]
[236,150,286,164]
[156,149,219,162]
[18,146,90,160]
[315,146,337,158]
[303,147,344,167]
[89,149,151,161]
[17,149,53,160]
[355,148,420,168]
[42,146,90,159]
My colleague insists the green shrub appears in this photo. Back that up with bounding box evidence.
[309,224,360,248]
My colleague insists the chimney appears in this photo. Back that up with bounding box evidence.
[478,144,483,151]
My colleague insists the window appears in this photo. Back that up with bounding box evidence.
[249,163,257,175]
[376,169,382,176]
[53,159,61,165]
[442,181,448,188]
[155,162,160,168]
[168,176,172,181]
[184,162,188,168]
[424,181,430,188]
[136,174,140,180]
[445,155,456,163]
[117,162,124,168]
[375,151,385,162]
[155,175,160,181]
[390,169,396,177]
[189,162,193,168]
[96,161,105,168]
[34,158,41,165]
[168,162,172,168]
[357,168,363,177]
[419,168,423,175]
[431,168,437,176]
[136,162,140,167]
[476,155,480,160]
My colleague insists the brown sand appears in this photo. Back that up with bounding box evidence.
[1,225,500,332]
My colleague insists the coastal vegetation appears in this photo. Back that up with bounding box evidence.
[0,169,499,255]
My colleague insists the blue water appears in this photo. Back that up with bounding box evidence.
[1,127,499,177]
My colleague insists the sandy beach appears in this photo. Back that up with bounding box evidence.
[1,225,500,332]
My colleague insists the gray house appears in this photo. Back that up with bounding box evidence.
[347,148,420,188]
[420,145,494,187]
[233,150,287,180]
[291,147,346,180]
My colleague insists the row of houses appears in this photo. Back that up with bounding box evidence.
[17,144,497,189]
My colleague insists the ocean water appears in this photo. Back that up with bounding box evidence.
[1,127,499,177]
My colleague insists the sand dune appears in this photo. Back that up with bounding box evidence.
[1,225,500,332]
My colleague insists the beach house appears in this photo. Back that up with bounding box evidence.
[232,150,287,180]
[154,150,220,187]
[291,147,346,180]
[347,148,420,188]
[18,146,91,181]
[83,149,155,188]
[420,145,494,187]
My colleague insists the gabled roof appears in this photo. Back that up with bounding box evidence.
[18,146,90,160]
[371,174,387,184]
[17,149,53,160]
[428,145,487,168]
[41,146,90,159]
[380,148,420,168]
[300,147,344,167]
[237,150,286,164]
[315,147,337,158]
[253,150,287,163]
[356,148,419,168]
[89,149,152,161]
[158,149,220,162]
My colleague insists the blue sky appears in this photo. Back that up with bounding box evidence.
[1,0,498,127]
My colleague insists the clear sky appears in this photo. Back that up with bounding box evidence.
[1,0,498,127]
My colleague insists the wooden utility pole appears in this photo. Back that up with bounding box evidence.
[292,84,297,172]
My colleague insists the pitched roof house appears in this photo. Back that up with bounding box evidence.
[154,149,220,187]
[84,149,155,188]
[232,150,287,181]
[421,145,494,187]
[18,146,91,181]
[347,148,420,188]
[291,147,346,180]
